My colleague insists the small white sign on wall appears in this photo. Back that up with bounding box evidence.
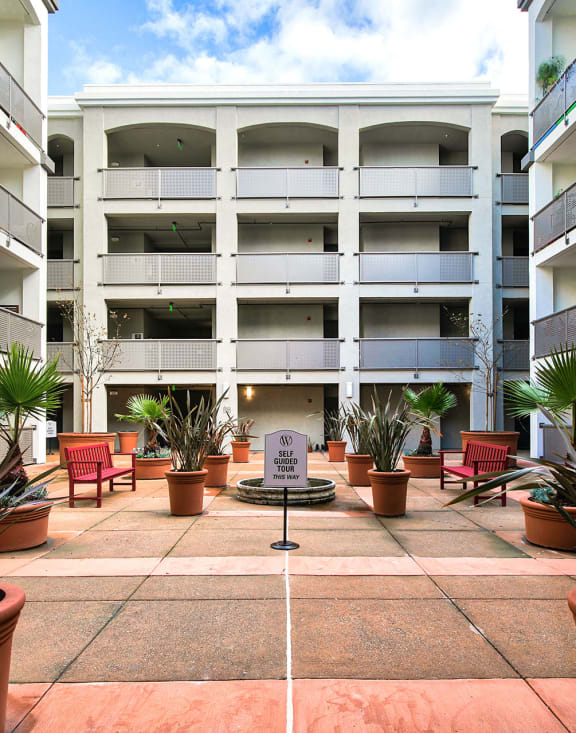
[264,430,308,488]
[46,421,57,439]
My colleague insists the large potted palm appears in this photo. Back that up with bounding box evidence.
[0,344,64,549]
[116,394,171,479]
[344,402,373,486]
[365,391,414,516]
[403,383,457,478]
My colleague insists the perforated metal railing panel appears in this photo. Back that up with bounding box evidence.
[359,167,473,198]
[102,254,217,284]
[534,308,576,358]
[47,260,75,289]
[501,341,529,370]
[235,340,340,370]
[0,186,42,254]
[236,168,339,198]
[359,339,474,369]
[501,174,529,204]
[358,253,473,283]
[0,63,43,149]
[104,340,217,371]
[235,254,339,283]
[533,60,576,145]
[533,184,576,253]
[0,427,35,465]
[102,168,216,199]
[501,257,529,287]
[47,342,74,372]
[48,177,75,207]
[0,308,42,358]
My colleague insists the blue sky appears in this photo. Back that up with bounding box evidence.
[48,0,528,96]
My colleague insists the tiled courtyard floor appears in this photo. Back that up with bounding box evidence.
[2,452,576,732]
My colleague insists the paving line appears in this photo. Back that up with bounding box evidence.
[284,550,294,733]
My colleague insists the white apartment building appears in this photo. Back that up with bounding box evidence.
[519,0,576,458]
[47,82,528,452]
[0,0,58,465]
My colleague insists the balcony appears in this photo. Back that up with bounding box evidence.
[235,253,340,284]
[47,342,74,371]
[103,339,218,371]
[0,307,42,358]
[101,254,217,285]
[357,338,475,370]
[532,57,576,146]
[357,252,474,283]
[48,177,77,208]
[0,62,43,150]
[358,166,474,198]
[47,260,75,290]
[500,340,529,371]
[235,339,341,370]
[0,426,36,465]
[533,183,576,254]
[235,168,339,199]
[533,306,576,358]
[0,184,43,254]
[500,257,529,287]
[101,168,217,201]
[499,174,528,204]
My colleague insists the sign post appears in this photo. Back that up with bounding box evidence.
[264,430,308,551]
[46,420,57,456]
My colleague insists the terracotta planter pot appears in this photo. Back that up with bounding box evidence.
[118,432,138,453]
[327,441,347,462]
[135,456,172,480]
[203,454,231,488]
[231,441,251,463]
[0,502,52,552]
[0,583,26,732]
[345,454,373,486]
[519,497,576,551]
[165,470,207,516]
[568,588,576,628]
[58,432,116,464]
[460,431,520,466]
[402,454,441,479]
[368,469,411,517]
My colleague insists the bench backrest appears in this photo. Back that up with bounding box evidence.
[463,441,509,473]
[65,443,114,479]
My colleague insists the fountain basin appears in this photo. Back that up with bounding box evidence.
[236,477,336,505]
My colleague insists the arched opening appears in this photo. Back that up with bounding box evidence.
[106,124,215,168]
[237,123,338,167]
[48,135,74,176]
[359,122,469,166]
[500,131,529,173]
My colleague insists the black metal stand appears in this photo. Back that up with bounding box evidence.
[271,486,299,550]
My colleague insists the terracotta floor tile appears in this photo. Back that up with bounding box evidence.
[0,559,34,576]
[391,530,528,558]
[291,599,515,679]
[528,678,576,732]
[6,683,50,732]
[292,679,566,733]
[153,556,285,576]
[11,601,121,682]
[132,575,285,600]
[13,680,286,733]
[531,558,576,575]
[90,511,198,531]
[456,599,576,678]
[9,557,162,577]
[433,575,576,600]
[414,557,566,576]
[378,511,478,531]
[47,511,114,531]
[290,575,442,599]
[288,556,423,576]
[3,576,143,601]
[45,530,185,559]
[61,600,286,682]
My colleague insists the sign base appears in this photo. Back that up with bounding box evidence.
[271,540,300,551]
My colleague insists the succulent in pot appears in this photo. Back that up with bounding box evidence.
[402,383,457,478]
[116,394,171,479]
[343,402,373,486]
[323,407,347,462]
[364,390,415,516]
[231,418,257,463]
[203,409,235,488]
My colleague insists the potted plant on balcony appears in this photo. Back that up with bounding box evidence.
[56,293,126,461]
[536,56,565,95]
[343,402,373,486]
[324,407,347,462]
[155,390,227,516]
[231,418,257,463]
[445,347,576,552]
[402,383,457,478]
[0,344,64,550]
[365,390,414,516]
[116,394,171,479]
[204,408,235,488]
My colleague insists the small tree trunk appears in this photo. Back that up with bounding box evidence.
[0,443,28,491]
[416,426,433,456]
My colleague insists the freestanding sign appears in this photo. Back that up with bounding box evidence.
[264,430,308,550]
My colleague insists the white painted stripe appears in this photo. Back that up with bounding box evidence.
[285,544,294,733]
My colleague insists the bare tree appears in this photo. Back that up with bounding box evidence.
[58,293,127,432]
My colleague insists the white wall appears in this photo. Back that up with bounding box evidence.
[0,270,23,309]
[0,22,24,83]
[0,170,23,198]
[361,303,440,337]
[238,304,324,338]
[361,223,439,252]
[239,224,325,253]
[554,267,576,311]
[552,164,576,197]
[553,16,576,62]
[238,144,323,166]
[361,143,439,166]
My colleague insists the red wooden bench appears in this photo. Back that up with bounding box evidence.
[64,443,136,508]
[440,441,510,506]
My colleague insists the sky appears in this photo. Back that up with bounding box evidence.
[48,0,529,96]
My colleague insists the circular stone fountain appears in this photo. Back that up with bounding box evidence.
[236,477,336,505]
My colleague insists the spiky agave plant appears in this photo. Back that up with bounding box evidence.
[403,383,457,456]
[343,402,371,455]
[116,394,170,455]
[365,390,414,473]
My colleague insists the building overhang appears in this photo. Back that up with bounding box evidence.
[42,0,59,12]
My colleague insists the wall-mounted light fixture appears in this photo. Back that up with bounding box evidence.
[345,382,353,398]
[245,386,254,399]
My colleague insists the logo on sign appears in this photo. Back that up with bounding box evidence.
[280,434,293,447]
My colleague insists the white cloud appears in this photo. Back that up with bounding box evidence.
[65,42,123,86]
[71,0,529,93]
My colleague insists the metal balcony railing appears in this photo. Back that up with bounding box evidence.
[0,426,36,465]
[0,184,43,254]
[500,256,529,287]
[101,253,217,285]
[357,252,474,283]
[541,422,573,460]
[357,338,475,370]
[500,340,530,370]
[47,342,74,372]
[533,182,576,253]
[102,339,218,371]
[0,307,42,358]
[235,253,340,284]
[47,260,75,290]
[235,167,339,198]
[358,166,475,198]
[499,173,529,204]
[0,62,43,150]
[101,168,217,201]
[532,57,576,146]
[48,177,77,207]
[533,306,576,358]
[235,339,342,370]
